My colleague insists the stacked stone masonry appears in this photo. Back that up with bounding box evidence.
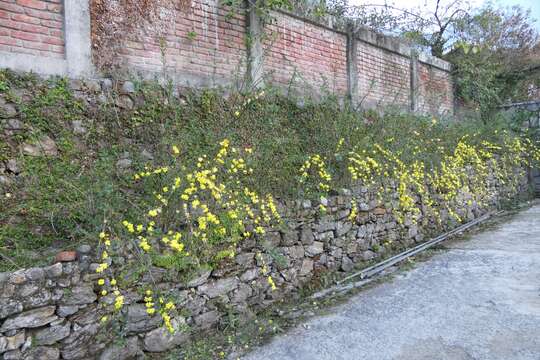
[0,158,529,359]
[0,0,454,115]
[0,0,64,58]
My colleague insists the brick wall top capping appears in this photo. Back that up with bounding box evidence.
[354,27,411,58]
[418,53,452,71]
[275,9,451,72]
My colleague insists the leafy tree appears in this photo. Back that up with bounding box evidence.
[322,0,540,115]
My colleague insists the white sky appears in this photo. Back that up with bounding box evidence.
[348,0,540,30]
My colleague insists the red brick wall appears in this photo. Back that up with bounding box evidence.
[0,1,455,116]
[117,0,247,87]
[263,12,348,96]
[0,0,64,58]
[418,63,453,115]
[357,41,410,109]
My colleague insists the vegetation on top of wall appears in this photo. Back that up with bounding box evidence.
[0,69,539,274]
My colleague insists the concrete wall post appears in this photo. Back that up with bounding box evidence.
[346,25,358,107]
[64,0,94,78]
[246,2,264,90]
[410,50,420,113]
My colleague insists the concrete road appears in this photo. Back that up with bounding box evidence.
[243,204,540,360]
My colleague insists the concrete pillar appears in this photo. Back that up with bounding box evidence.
[64,0,94,78]
[246,2,264,89]
[409,50,420,113]
[346,25,358,107]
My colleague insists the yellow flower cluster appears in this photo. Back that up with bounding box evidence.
[95,231,111,273]
[95,232,124,316]
[348,200,358,222]
[144,290,177,333]
[120,138,282,297]
[299,154,332,193]
[133,166,169,180]
[144,290,156,315]
[343,132,539,226]
[257,252,277,291]
[234,90,265,117]
[348,149,380,184]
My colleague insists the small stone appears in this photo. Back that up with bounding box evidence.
[33,322,71,346]
[198,277,238,298]
[0,330,25,353]
[56,306,78,317]
[19,283,39,297]
[299,259,314,276]
[186,268,211,288]
[0,300,23,319]
[264,232,281,247]
[0,175,11,185]
[6,159,20,174]
[305,241,324,257]
[100,336,140,360]
[300,228,314,245]
[70,304,101,326]
[61,286,96,306]
[101,78,113,91]
[235,253,254,267]
[362,250,376,261]
[0,306,57,332]
[77,244,91,254]
[69,79,83,90]
[22,346,60,360]
[8,271,26,285]
[336,221,352,237]
[408,224,419,238]
[0,103,17,118]
[125,305,161,334]
[44,263,63,278]
[373,207,386,216]
[143,320,189,352]
[116,158,132,170]
[54,251,77,263]
[315,216,335,232]
[22,136,58,157]
[194,311,219,330]
[341,256,354,272]
[359,203,370,211]
[232,283,252,303]
[115,95,133,109]
[25,267,45,281]
[141,149,154,161]
[84,80,101,93]
[315,230,334,242]
[71,120,86,135]
[121,81,135,94]
[240,268,259,282]
[3,349,21,359]
[6,119,23,131]
[59,323,99,359]
[281,230,298,245]
[288,246,304,259]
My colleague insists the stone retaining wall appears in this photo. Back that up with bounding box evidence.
[0,161,529,359]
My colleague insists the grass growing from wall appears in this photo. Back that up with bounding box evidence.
[0,69,538,271]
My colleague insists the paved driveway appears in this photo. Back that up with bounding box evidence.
[243,204,540,360]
